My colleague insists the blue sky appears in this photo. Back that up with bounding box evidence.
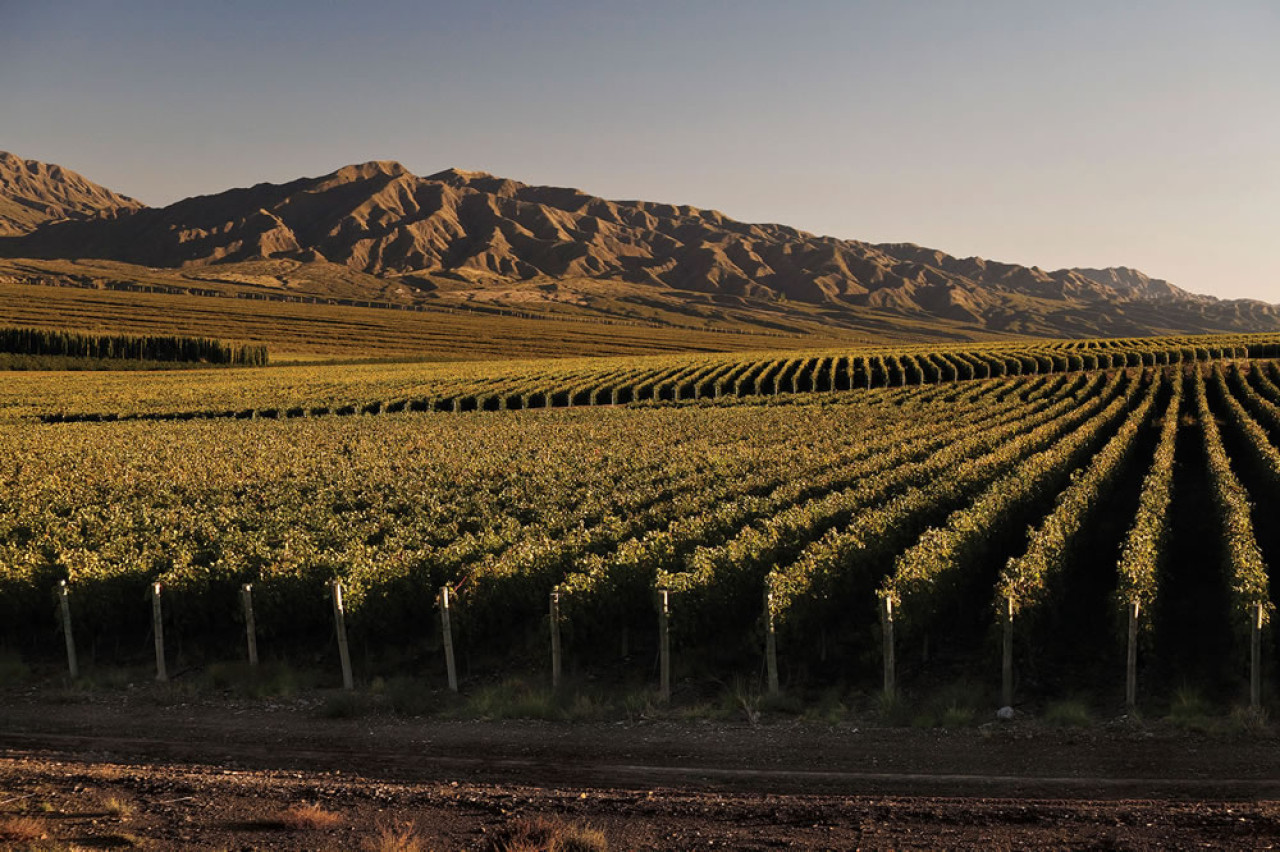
[2,1,1276,301]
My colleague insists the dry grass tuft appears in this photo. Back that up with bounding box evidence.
[486,816,608,852]
[102,795,135,817]
[276,803,344,831]
[0,815,49,841]
[362,820,429,852]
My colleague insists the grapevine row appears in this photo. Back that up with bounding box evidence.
[664,374,1119,641]
[22,333,1279,423]
[996,371,1163,617]
[1194,368,1272,629]
[554,375,1087,639]
[764,372,1122,634]
[879,370,1146,631]
[485,375,1072,636]
[1112,369,1183,619]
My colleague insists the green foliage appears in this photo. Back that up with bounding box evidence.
[881,371,1139,628]
[1194,368,1272,630]
[5,331,1278,423]
[3,334,1280,699]
[0,324,266,365]
[768,373,1106,632]
[999,370,1162,616]
[459,678,598,721]
[205,661,304,698]
[1114,370,1183,622]
[1043,699,1094,727]
[1167,685,1215,728]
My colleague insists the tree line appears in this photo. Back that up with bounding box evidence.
[0,326,268,366]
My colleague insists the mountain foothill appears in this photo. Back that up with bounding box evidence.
[2,150,1276,340]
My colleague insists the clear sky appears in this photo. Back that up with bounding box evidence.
[2,1,1276,301]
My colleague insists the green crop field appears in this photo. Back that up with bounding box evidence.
[3,334,1280,712]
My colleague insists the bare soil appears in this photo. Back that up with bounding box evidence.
[2,688,1279,850]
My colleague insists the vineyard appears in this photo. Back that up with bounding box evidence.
[3,337,1280,712]
[3,331,1277,422]
[0,277,850,362]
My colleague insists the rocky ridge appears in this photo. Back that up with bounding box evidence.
[2,155,1276,338]
[0,151,143,236]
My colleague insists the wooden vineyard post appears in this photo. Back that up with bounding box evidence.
[57,581,78,680]
[1252,602,1264,710]
[549,589,562,691]
[152,582,167,683]
[330,581,354,690]
[881,596,895,699]
[1001,596,1014,707]
[658,590,671,703]
[241,583,259,667]
[764,590,779,697]
[1126,599,1139,710]
[440,585,458,693]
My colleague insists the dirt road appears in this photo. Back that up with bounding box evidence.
[2,690,1279,849]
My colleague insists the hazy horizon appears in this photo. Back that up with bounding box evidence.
[2,1,1276,302]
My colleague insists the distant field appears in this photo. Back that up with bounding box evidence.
[0,281,861,361]
[1,331,1274,422]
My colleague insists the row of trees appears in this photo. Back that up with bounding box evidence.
[0,326,268,366]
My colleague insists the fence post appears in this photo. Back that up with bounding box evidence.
[1001,595,1014,707]
[1126,598,1139,710]
[1252,602,1264,710]
[152,582,167,683]
[658,589,671,703]
[764,590,779,697]
[57,581,78,680]
[440,585,458,693]
[881,596,896,699]
[330,581,354,690]
[550,589,562,690]
[241,583,259,667]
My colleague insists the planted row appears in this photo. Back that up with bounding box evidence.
[879,370,1144,634]
[1194,368,1272,632]
[1,324,267,365]
[25,333,1278,423]
[997,372,1162,617]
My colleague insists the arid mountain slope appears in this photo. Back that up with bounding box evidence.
[2,156,1276,339]
[0,151,143,236]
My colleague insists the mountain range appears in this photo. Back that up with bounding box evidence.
[0,151,142,237]
[2,151,1277,341]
